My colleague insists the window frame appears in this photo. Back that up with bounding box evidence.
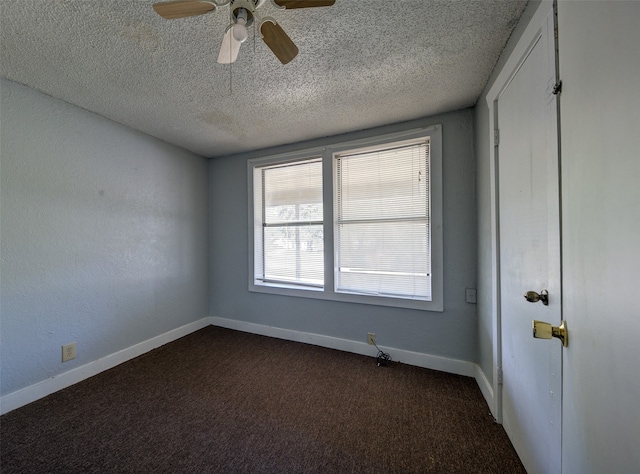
[248,125,443,311]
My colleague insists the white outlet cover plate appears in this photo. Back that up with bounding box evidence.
[62,342,76,362]
[465,288,477,304]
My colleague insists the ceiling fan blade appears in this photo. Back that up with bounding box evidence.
[273,0,335,8]
[260,21,299,64]
[217,28,242,64]
[152,0,215,20]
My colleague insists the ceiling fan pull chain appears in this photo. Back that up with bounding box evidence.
[229,3,233,95]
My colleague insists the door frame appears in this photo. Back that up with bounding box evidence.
[484,0,557,422]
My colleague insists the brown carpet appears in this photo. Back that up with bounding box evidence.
[1,326,524,473]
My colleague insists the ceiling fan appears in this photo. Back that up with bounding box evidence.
[152,0,336,64]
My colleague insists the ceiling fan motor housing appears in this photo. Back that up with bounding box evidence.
[230,0,265,25]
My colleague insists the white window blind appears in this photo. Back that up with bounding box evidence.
[334,139,431,300]
[254,158,324,288]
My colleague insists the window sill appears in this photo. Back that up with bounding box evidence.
[249,282,443,312]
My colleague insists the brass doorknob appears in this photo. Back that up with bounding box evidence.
[532,320,568,347]
[524,289,549,305]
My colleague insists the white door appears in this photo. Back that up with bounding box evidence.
[558,2,640,472]
[497,11,562,474]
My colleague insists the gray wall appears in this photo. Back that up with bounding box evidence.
[210,110,477,362]
[0,79,210,397]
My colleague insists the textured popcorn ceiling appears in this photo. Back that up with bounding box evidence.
[0,0,527,158]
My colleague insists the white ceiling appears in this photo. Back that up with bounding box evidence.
[0,0,527,158]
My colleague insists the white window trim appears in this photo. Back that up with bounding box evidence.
[247,125,443,312]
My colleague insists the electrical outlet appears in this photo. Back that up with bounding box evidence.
[62,342,76,362]
[367,333,376,345]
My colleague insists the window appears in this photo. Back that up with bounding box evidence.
[334,139,431,300]
[248,125,443,311]
[253,157,324,289]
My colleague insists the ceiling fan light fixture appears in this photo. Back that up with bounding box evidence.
[232,21,248,43]
[232,22,248,42]
[232,8,249,43]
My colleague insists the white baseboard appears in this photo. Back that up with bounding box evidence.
[2,317,494,417]
[474,364,497,419]
[210,316,476,377]
[0,317,213,415]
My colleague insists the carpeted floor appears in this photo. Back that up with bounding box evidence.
[1,326,524,473]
